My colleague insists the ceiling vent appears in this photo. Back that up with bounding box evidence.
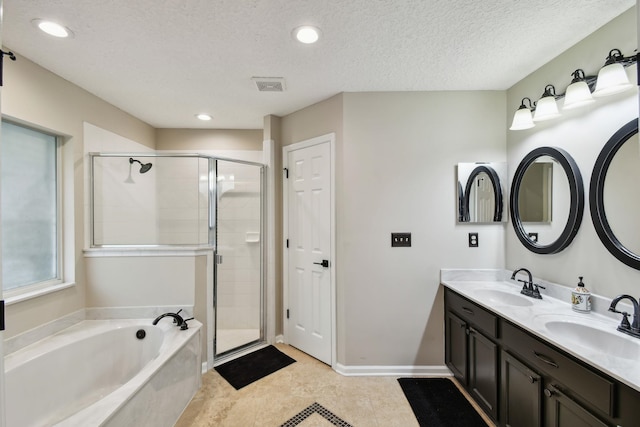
[252,77,286,92]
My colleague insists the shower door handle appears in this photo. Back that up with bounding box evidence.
[313,260,330,268]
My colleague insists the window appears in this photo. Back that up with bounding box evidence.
[1,120,61,293]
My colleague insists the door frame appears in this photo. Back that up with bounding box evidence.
[282,133,336,368]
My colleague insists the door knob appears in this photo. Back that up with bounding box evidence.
[313,260,330,268]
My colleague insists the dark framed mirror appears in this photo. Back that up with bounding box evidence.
[457,162,507,223]
[510,147,584,254]
[590,118,640,270]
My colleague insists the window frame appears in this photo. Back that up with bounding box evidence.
[1,119,67,302]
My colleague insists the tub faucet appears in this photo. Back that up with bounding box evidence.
[609,295,640,338]
[152,312,185,328]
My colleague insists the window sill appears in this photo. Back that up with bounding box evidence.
[4,282,76,306]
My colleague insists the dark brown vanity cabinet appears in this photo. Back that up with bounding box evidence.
[444,288,640,427]
[501,350,542,427]
[444,290,499,421]
[501,324,610,427]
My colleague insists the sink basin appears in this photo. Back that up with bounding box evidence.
[474,289,533,307]
[535,315,640,360]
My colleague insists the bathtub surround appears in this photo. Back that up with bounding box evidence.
[4,318,201,427]
[3,305,194,352]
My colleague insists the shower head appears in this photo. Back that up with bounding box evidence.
[129,158,153,174]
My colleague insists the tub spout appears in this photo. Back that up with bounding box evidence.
[152,312,184,328]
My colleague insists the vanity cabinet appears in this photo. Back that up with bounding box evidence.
[501,350,542,427]
[444,291,499,420]
[444,288,640,427]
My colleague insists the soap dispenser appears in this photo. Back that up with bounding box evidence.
[571,276,591,313]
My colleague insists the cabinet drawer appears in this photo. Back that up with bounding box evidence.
[502,321,614,417]
[446,290,498,339]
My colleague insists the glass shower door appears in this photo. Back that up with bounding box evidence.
[214,159,264,357]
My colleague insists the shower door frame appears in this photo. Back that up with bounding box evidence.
[212,158,267,361]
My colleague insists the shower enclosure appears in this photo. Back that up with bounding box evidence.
[89,153,265,359]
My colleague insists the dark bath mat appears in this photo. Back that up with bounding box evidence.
[398,378,488,427]
[215,345,296,390]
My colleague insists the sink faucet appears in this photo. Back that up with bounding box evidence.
[511,268,545,299]
[152,311,192,330]
[511,268,534,297]
[609,295,640,338]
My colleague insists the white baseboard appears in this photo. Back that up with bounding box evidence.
[335,363,453,377]
[275,334,284,343]
[202,361,208,374]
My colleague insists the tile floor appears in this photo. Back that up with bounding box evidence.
[175,344,494,427]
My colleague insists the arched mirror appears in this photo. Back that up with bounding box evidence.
[590,119,640,270]
[457,162,507,223]
[510,147,584,254]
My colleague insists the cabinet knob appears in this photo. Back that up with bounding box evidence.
[544,388,554,398]
[528,375,536,383]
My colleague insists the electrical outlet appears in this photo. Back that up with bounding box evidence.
[468,232,479,247]
[391,232,411,247]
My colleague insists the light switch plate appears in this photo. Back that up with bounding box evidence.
[391,233,411,247]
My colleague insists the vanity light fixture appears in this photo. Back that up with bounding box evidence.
[32,19,73,38]
[509,48,637,131]
[509,97,535,130]
[563,69,595,110]
[593,49,634,97]
[293,26,321,44]
[533,85,560,122]
[196,113,212,121]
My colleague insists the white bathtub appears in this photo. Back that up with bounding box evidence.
[4,318,201,427]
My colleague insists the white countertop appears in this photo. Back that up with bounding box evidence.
[441,269,640,393]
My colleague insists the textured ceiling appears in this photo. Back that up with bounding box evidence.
[2,1,635,129]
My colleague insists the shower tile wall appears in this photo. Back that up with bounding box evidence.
[216,162,262,331]
[84,123,156,246]
[157,157,208,245]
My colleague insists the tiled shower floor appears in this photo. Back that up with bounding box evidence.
[176,344,494,426]
[216,328,261,354]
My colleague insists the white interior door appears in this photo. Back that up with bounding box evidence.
[284,134,334,365]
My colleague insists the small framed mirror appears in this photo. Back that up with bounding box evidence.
[510,147,584,254]
[590,119,640,270]
[457,162,507,223]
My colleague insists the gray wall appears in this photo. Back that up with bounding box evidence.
[340,91,506,366]
[506,7,639,299]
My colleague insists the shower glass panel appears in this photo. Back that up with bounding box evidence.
[214,160,264,357]
[90,154,211,246]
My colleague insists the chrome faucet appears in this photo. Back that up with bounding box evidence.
[510,268,545,299]
[152,310,193,330]
[609,295,640,338]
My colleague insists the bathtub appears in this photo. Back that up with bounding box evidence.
[4,318,201,427]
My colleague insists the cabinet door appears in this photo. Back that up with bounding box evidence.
[445,311,468,385]
[544,385,609,427]
[501,350,542,427]
[469,326,498,420]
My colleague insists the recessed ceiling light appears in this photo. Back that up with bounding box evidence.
[196,113,212,121]
[32,19,73,38]
[293,26,321,44]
